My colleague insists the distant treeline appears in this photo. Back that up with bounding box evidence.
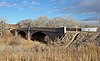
[0,16,99,29]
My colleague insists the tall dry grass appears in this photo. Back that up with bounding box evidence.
[0,30,100,61]
[0,43,100,61]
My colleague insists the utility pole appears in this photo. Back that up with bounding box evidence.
[76,23,78,32]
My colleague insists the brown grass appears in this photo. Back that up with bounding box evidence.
[0,31,100,61]
[0,43,100,61]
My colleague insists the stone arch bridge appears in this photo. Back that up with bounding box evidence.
[11,27,67,42]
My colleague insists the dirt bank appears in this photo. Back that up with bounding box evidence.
[56,31,100,47]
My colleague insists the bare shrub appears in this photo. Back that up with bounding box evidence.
[0,18,6,29]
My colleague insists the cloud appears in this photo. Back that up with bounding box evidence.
[0,0,40,11]
[51,0,100,21]
[19,0,40,8]
[82,16,100,21]
[32,8,38,11]
[53,0,100,14]
[49,0,66,2]
[74,0,100,14]
[50,0,68,5]
[0,0,60,12]
[0,1,15,7]
[74,0,100,21]
[31,1,40,5]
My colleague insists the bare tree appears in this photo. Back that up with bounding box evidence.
[17,16,79,28]
[0,18,6,37]
[66,17,79,29]
[17,19,34,28]
[0,18,6,29]
[34,16,49,27]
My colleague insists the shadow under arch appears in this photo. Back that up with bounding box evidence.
[18,31,26,38]
[31,31,48,42]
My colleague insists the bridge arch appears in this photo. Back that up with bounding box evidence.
[31,31,49,42]
[18,31,26,38]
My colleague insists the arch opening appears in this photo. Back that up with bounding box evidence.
[18,31,26,38]
[31,31,48,42]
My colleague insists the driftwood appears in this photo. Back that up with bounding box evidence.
[65,32,80,48]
